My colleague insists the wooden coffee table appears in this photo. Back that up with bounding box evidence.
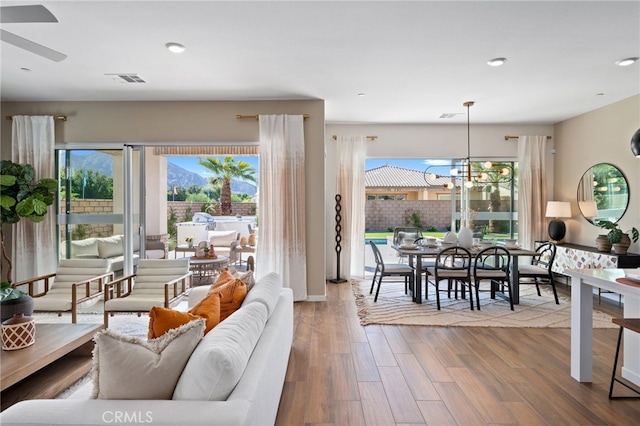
[1,323,103,410]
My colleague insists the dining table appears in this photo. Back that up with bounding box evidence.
[393,244,538,304]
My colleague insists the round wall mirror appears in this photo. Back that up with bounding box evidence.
[577,163,629,225]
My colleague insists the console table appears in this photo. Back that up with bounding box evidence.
[566,268,640,386]
[552,243,640,273]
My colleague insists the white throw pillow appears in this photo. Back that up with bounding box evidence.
[172,302,268,401]
[91,319,205,399]
[240,272,282,318]
[97,235,124,258]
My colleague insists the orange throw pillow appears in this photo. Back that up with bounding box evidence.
[209,268,236,290]
[188,291,222,334]
[210,277,247,321]
[148,307,200,339]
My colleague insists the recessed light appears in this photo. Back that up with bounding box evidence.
[357,93,365,97]
[165,42,186,54]
[615,57,638,67]
[487,57,507,67]
[20,67,31,72]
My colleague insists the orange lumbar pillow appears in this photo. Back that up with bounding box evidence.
[189,291,222,333]
[209,275,247,322]
[148,292,222,338]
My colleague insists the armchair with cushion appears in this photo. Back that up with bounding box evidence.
[12,259,113,323]
[103,258,191,327]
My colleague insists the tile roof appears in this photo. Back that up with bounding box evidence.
[365,165,457,188]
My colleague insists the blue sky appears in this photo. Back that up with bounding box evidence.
[168,156,452,178]
[169,156,260,179]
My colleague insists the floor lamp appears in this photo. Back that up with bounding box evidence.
[546,201,571,242]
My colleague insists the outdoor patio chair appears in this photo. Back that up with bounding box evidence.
[103,258,191,327]
[12,259,113,323]
[369,241,415,302]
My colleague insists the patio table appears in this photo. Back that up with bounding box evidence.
[393,244,537,304]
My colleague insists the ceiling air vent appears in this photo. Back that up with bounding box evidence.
[439,113,463,119]
[105,73,146,83]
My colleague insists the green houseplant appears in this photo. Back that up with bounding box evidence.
[596,220,639,254]
[1,160,58,284]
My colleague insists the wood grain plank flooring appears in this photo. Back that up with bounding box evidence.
[275,281,640,425]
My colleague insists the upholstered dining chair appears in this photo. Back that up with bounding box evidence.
[103,258,191,327]
[516,242,559,304]
[426,246,473,310]
[369,241,415,302]
[473,246,513,310]
[12,259,113,323]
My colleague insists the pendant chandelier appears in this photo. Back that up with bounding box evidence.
[424,101,512,189]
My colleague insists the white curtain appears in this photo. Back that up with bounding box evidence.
[257,115,307,300]
[335,136,366,279]
[518,135,548,250]
[11,116,57,281]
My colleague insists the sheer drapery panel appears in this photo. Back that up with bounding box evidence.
[335,136,366,278]
[518,135,548,250]
[11,116,57,281]
[257,115,307,301]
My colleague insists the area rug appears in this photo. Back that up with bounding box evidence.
[352,279,617,328]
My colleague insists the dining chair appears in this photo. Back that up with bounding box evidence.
[369,241,415,302]
[426,246,473,310]
[393,227,423,263]
[516,241,559,304]
[473,246,513,310]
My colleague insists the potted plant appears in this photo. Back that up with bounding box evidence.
[0,282,33,322]
[185,236,194,248]
[596,220,639,254]
[0,161,57,320]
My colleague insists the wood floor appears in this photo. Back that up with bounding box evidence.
[275,280,639,425]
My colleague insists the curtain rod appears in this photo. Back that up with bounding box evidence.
[504,135,552,141]
[5,115,67,121]
[236,114,309,120]
[332,135,378,141]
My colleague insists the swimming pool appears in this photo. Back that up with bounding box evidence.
[365,238,388,245]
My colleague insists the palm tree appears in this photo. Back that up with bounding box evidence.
[198,156,256,215]
[471,161,516,233]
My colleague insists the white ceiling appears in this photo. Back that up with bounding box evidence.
[1,1,639,124]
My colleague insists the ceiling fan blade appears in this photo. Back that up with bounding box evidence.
[0,29,66,62]
[0,5,58,23]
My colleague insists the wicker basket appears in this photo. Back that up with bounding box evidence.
[2,314,36,351]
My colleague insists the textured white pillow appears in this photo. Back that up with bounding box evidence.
[97,235,123,258]
[232,268,256,292]
[172,302,268,401]
[92,319,205,399]
[240,272,282,318]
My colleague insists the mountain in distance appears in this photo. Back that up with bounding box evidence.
[68,151,113,176]
[167,162,208,188]
[66,152,256,196]
[168,161,257,196]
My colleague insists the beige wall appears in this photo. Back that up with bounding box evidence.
[1,100,326,299]
[554,95,640,253]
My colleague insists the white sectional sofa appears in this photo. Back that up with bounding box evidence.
[0,273,294,426]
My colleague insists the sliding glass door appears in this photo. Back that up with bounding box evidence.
[56,145,143,276]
